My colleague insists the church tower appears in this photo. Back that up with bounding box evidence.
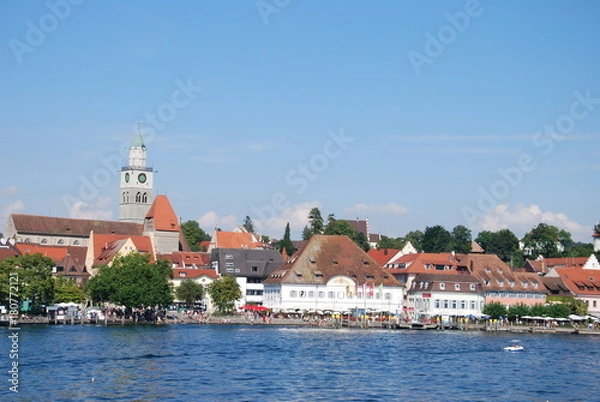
[119,124,154,224]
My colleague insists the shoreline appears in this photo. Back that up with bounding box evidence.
[5,316,600,335]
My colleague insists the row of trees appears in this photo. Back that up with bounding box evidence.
[375,222,599,267]
[482,297,587,320]
[1,253,244,315]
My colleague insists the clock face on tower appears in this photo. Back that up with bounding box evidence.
[125,173,130,183]
[138,173,147,183]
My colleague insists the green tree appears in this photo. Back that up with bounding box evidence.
[354,231,371,252]
[546,303,571,318]
[507,303,530,321]
[547,295,588,316]
[54,277,85,303]
[422,225,452,253]
[181,220,210,252]
[482,301,507,319]
[303,207,324,240]
[376,236,406,250]
[85,253,173,309]
[0,254,55,313]
[242,215,255,233]
[404,230,424,252]
[175,280,205,307]
[529,303,547,317]
[565,242,594,257]
[522,223,573,258]
[475,229,520,263]
[451,225,472,254]
[207,275,242,314]
[277,222,295,256]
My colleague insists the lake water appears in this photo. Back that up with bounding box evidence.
[2,324,599,401]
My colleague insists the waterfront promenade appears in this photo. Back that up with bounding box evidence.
[10,313,600,336]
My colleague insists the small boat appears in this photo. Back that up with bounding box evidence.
[504,340,524,352]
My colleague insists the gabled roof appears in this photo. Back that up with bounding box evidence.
[409,273,483,293]
[172,268,218,280]
[9,214,143,237]
[367,248,400,266]
[157,252,211,268]
[386,252,462,275]
[213,231,264,249]
[145,195,180,232]
[550,268,600,296]
[541,276,572,295]
[91,233,154,266]
[264,235,400,286]
[466,254,544,293]
[15,243,87,262]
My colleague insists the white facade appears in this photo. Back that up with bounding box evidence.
[264,275,404,314]
[408,289,485,321]
[119,130,154,224]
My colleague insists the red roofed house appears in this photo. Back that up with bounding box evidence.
[263,235,403,314]
[523,256,589,275]
[158,252,217,311]
[16,243,89,284]
[85,231,154,275]
[0,238,21,262]
[465,254,546,307]
[545,254,600,316]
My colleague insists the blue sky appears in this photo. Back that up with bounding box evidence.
[1,1,599,242]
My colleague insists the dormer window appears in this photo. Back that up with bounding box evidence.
[455,283,460,291]
[470,284,476,291]
[179,272,186,277]
[439,283,446,290]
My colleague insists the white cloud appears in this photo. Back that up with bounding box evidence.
[198,211,238,232]
[343,203,408,217]
[472,203,591,242]
[253,201,322,238]
[68,197,113,220]
[1,186,19,197]
[1,200,25,220]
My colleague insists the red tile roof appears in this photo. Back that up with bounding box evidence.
[0,244,21,261]
[91,233,154,266]
[214,231,263,249]
[465,254,544,294]
[157,252,211,268]
[367,248,400,266]
[16,243,69,260]
[145,195,180,232]
[264,235,400,286]
[551,268,600,296]
[10,214,143,237]
[386,252,463,275]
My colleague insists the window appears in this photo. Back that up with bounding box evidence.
[179,272,186,277]
[327,291,335,299]
[225,262,234,268]
[498,280,504,287]
[308,291,315,298]
[226,268,234,273]
[135,192,141,202]
[439,283,446,290]
[470,301,475,310]
[225,254,234,260]
[73,240,80,245]
[594,301,597,308]
[435,299,440,308]
[443,300,448,309]
[57,239,64,245]
[384,293,391,300]
[455,283,461,291]
[41,239,48,244]
[299,291,305,297]
[338,292,345,299]
[252,266,258,272]
[142,193,148,203]
[290,290,297,298]
[470,284,476,291]
[318,291,325,298]
[451,300,457,309]
[460,301,466,309]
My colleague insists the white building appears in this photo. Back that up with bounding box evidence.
[263,235,404,314]
[407,273,485,322]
